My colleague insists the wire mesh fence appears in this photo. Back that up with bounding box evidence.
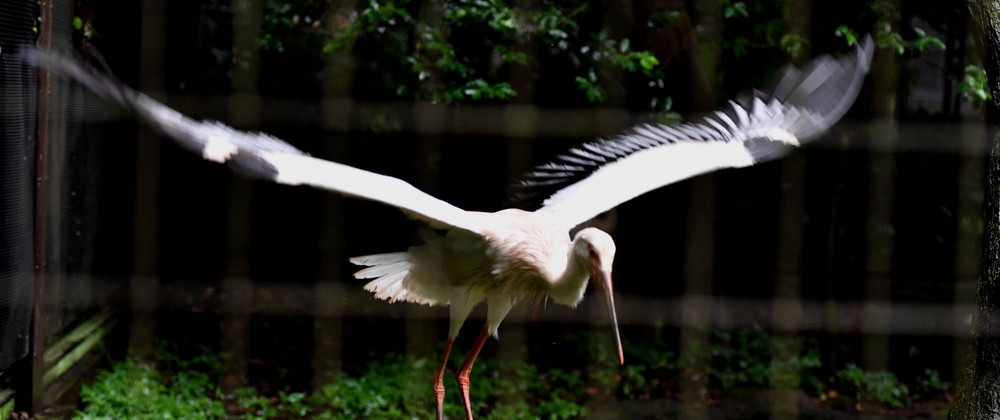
[0,0,989,418]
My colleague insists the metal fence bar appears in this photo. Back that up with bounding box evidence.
[147,278,977,337]
[64,93,997,154]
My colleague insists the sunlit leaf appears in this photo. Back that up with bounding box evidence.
[835,25,858,46]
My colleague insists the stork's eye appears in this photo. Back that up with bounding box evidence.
[587,246,597,258]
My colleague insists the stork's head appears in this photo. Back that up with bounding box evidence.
[572,228,623,365]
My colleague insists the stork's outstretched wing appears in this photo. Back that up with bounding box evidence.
[514,37,873,228]
[24,50,484,234]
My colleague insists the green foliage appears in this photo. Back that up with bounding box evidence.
[535,7,580,46]
[77,332,951,418]
[723,0,749,19]
[835,25,859,47]
[310,353,438,419]
[875,21,906,55]
[75,358,225,420]
[567,31,661,104]
[652,96,682,126]
[260,0,668,106]
[868,0,894,14]
[717,0,784,55]
[727,36,750,58]
[836,3,981,113]
[574,70,604,104]
[779,33,809,58]
[71,15,95,40]
[535,394,587,420]
[834,0,945,57]
[835,364,910,408]
[915,368,946,395]
[441,79,517,103]
[309,352,588,419]
[911,27,945,52]
[593,34,660,76]
[835,2,944,56]
[704,327,823,392]
[322,0,413,53]
[648,11,682,28]
[959,64,992,105]
[77,346,588,419]
[234,388,311,419]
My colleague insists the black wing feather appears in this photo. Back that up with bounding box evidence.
[509,37,872,210]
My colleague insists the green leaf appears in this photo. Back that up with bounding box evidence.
[730,37,749,57]
[638,53,659,72]
[875,21,906,55]
[912,27,946,52]
[780,33,809,58]
[648,11,682,27]
[72,16,83,30]
[500,48,528,64]
[835,25,858,46]
[575,72,605,103]
[724,1,748,19]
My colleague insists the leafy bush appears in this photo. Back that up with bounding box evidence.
[76,330,951,418]
[76,347,588,420]
[76,358,225,420]
[835,364,910,408]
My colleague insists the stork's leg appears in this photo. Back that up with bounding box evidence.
[434,338,454,420]
[456,325,490,420]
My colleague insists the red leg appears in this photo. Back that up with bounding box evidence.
[455,325,490,420]
[434,338,454,420]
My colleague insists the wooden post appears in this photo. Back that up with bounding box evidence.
[30,0,54,413]
[128,0,167,363]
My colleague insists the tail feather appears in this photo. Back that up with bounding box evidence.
[368,270,408,302]
[350,252,408,266]
[355,260,411,279]
[353,252,439,305]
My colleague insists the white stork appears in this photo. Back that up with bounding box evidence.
[25,36,872,420]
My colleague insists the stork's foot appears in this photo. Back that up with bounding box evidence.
[434,339,455,420]
[434,374,446,420]
[455,326,490,420]
[456,372,473,420]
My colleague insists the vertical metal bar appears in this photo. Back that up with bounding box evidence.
[769,2,812,414]
[312,0,356,388]
[30,0,53,413]
[678,175,715,420]
[494,0,540,393]
[406,0,446,373]
[220,0,262,406]
[861,121,897,371]
[861,0,903,372]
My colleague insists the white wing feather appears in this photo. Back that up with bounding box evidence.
[263,152,482,232]
[538,139,758,224]
[25,49,482,234]
[528,37,873,228]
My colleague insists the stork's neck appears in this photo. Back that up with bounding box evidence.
[548,251,590,306]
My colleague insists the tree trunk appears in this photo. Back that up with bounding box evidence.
[950,1,1000,417]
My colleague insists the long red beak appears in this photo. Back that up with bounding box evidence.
[592,266,623,365]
